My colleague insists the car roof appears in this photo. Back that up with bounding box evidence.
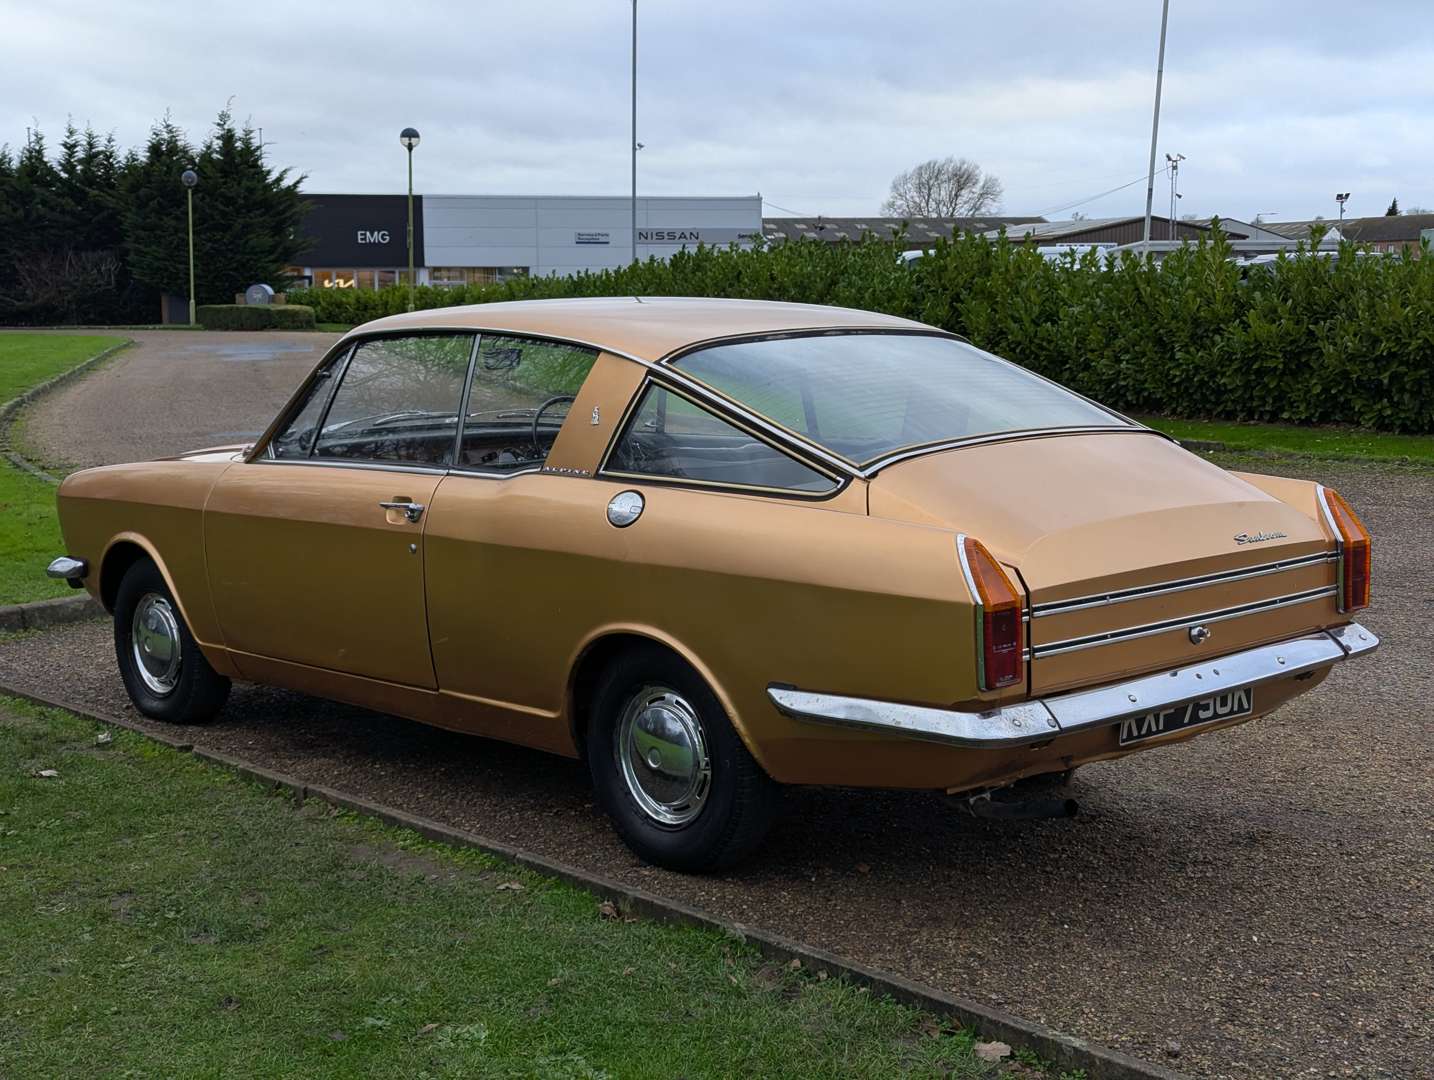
[350,296,932,362]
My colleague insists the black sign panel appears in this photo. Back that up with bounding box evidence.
[298,194,423,268]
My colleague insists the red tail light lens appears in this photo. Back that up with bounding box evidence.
[1316,486,1371,612]
[958,535,1025,690]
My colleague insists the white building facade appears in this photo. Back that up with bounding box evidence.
[292,193,762,289]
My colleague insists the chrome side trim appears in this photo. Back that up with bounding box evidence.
[858,425,1163,477]
[47,556,88,580]
[1032,586,1337,658]
[1031,552,1339,617]
[767,622,1379,750]
[954,534,988,689]
[1315,484,1350,612]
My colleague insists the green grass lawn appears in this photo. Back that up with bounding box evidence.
[0,465,71,604]
[0,333,126,403]
[0,698,1046,1080]
[1139,415,1434,465]
[316,322,357,333]
[0,334,127,606]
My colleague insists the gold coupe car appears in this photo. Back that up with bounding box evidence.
[49,298,1378,870]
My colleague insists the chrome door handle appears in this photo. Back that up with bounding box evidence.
[379,500,426,523]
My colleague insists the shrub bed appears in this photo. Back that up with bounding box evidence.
[289,228,1434,433]
[195,304,316,331]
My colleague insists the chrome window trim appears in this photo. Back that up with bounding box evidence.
[767,622,1379,750]
[251,457,451,477]
[1032,585,1338,658]
[595,376,848,501]
[1031,551,1340,617]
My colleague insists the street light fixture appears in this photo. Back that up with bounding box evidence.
[180,168,199,326]
[400,127,421,312]
[1335,192,1350,229]
[1165,152,1185,240]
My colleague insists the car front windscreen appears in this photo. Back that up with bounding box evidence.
[671,332,1131,465]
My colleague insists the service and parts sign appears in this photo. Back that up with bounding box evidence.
[298,194,422,268]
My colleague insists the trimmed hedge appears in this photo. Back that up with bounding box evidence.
[289,227,1434,433]
[196,304,316,331]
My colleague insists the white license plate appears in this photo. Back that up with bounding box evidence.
[1118,687,1254,746]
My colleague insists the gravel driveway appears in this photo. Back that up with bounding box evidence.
[3,448,1428,1079]
[17,329,339,470]
[7,335,1431,1076]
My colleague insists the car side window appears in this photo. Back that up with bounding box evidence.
[455,335,598,473]
[267,352,345,460]
[606,384,838,494]
[312,334,474,467]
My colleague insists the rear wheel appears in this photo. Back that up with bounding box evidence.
[113,558,230,723]
[587,645,779,872]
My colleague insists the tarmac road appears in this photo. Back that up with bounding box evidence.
[4,331,1430,1078]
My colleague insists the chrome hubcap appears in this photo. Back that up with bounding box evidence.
[131,593,181,696]
[615,686,711,827]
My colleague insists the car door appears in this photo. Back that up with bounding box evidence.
[205,332,476,687]
[423,333,606,707]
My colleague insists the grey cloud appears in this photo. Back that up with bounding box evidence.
[2,0,1431,220]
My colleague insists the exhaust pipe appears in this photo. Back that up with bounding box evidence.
[955,790,1079,821]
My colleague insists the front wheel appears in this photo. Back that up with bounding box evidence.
[587,645,780,872]
[113,558,230,723]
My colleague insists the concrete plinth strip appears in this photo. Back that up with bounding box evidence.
[0,595,104,634]
[0,674,1185,1080]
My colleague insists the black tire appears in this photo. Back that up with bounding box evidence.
[587,644,780,872]
[113,558,230,723]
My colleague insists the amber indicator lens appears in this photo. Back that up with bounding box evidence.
[962,536,1024,689]
[1322,488,1371,611]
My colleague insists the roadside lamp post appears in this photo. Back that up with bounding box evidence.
[181,168,199,325]
[400,127,421,312]
[1140,0,1172,256]
[630,0,639,266]
[1336,192,1350,230]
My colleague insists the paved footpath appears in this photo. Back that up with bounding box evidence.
[15,329,339,470]
[3,330,1431,1078]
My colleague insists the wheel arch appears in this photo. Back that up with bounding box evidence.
[99,534,194,627]
[565,624,768,772]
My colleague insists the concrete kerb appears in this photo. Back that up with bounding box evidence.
[0,595,104,633]
[0,674,1188,1080]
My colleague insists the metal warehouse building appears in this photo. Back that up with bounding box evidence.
[292,193,762,289]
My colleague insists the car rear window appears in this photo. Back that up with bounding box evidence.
[672,333,1129,465]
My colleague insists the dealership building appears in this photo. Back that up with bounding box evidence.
[291,193,762,289]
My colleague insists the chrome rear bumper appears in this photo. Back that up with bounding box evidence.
[767,622,1379,750]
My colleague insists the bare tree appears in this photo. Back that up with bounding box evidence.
[880,157,1003,217]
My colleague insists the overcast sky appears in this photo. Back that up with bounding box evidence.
[3,0,1431,222]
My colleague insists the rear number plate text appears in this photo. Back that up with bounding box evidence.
[1118,687,1253,746]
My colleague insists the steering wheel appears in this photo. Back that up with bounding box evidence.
[531,395,577,450]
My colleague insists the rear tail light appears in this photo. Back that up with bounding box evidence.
[957,535,1025,690]
[1316,486,1371,612]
